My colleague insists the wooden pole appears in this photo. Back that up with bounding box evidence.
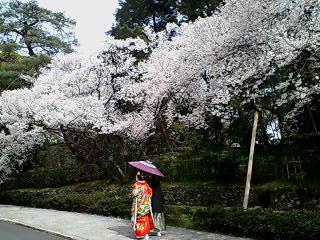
[243,110,259,209]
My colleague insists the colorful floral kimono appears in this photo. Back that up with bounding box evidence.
[131,181,154,238]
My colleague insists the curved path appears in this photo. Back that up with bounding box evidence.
[0,205,249,240]
[0,220,66,240]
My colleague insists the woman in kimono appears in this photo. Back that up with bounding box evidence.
[148,175,166,236]
[131,171,154,240]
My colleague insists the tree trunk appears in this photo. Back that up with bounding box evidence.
[152,13,157,32]
[307,104,318,134]
[25,40,36,56]
[159,115,171,151]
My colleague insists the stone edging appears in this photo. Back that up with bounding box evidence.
[0,217,84,240]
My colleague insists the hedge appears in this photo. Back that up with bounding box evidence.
[1,164,111,189]
[0,189,131,218]
[193,207,320,240]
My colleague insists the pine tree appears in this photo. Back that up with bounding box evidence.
[178,0,223,22]
[0,0,77,56]
[110,0,223,39]
[0,43,50,92]
[110,0,178,38]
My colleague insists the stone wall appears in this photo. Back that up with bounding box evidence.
[162,185,320,211]
[254,187,320,210]
[163,186,243,207]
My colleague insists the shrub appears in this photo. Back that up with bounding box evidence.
[1,164,110,189]
[193,207,320,240]
[0,188,132,218]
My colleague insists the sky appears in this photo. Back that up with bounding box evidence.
[22,0,119,53]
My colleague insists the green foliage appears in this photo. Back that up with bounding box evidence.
[0,189,132,218]
[0,0,77,56]
[110,0,222,38]
[165,205,202,228]
[178,0,223,22]
[114,0,178,33]
[169,116,225,153]
[4,145,319,190]
[1,164,111,189]
[0,43,50,91]
[154,150,248,183]
[193,207,320,240]
[109,24,148,40]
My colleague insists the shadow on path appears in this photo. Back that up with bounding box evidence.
[108,225,135,238]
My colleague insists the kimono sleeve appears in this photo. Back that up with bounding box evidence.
[132,182,139,197]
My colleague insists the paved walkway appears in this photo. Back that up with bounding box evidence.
[0,205,249,240]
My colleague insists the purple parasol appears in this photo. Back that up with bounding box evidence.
[128,161,165,177]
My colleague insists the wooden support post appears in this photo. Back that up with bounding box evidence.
[243,110,259,209]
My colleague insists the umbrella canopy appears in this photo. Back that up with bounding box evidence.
[128,161,164,177]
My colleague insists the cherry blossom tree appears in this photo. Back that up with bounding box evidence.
[138,0,320,135]
[0,37,152,181]
[1,0,319,182]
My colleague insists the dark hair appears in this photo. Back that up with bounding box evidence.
[148,174,160,188]
[136,171,147,181]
